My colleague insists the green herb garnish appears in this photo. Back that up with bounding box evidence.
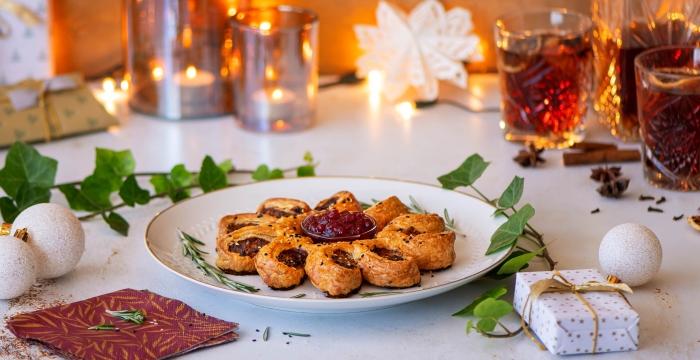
[408,196,457,231]
[88,324,118,331]
[106,309,146,324]
[358,291,403,298]
[290,293,306,298]
[282,332,311,337]
[263,326,270,341]
[179,230,258,293]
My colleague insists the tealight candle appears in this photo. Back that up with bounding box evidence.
[175,66,215,87]
[250,87,296,126]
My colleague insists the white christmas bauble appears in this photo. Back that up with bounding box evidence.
[12,203,85,279]
[599,223,662,287]
[0,235,37,299]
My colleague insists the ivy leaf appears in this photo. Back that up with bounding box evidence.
[80,174,113,209]
[252,165,284,181]
[486,204,535,255]
[150,174,189,202]
[452,286,508,317]
[14,183,50,212]
[496,247,544,275]
[0,197,19,222]
[94,148,135,191]
[486,250,528,280]
[438,154,489,190]
[476,318,498,333]
[119,175,150,207]
[103,212,129,236]
[170,165,193,188]
[473,298,513,320]
[0,142,57,198]
[297,165,315,177]
[58,184,97,211]
[218,159,234,174]
[199,156,227,193]
[497,176,524,209]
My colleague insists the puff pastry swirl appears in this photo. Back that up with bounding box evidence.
[304,242,363,297]
[216,225,278,275]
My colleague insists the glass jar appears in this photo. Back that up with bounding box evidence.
[125,0,238,119]
[592,0,700,141]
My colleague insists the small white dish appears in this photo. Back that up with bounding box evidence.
[145,177,509,313]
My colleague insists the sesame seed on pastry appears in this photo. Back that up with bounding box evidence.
[383,213,445,235]
[304,242,362,297]
[255,237,312,290]
[314,191,363,213]
[256,197,311,218]
[377,230,456,271]
[352,239,420,288]
[364,196,410,231]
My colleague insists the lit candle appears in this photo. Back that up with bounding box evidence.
[250,87,296,126]
[175,65,215,87]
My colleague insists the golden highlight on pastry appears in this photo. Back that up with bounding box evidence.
[255,237,311,290]
[314,190,363,213]
[364,196,410,230]
[217,213,275,239]
[256,198,311,218]
[216,225,278,275]
[379,230,456,271]
[304,242,363,297]
[352,239,420,288]
[383,213,445,235]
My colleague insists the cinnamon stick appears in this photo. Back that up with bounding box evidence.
[563,149,641,166]
[570,141,618,152]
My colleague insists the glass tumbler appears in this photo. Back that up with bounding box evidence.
[592,0,700,142]
[495,9,593,149]
[231,6,319,132]
[635,46,700,191]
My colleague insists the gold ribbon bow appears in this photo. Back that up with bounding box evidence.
[0,0,43,38]
[520,270,633,354]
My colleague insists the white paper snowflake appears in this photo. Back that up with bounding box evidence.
[355,0,481,101]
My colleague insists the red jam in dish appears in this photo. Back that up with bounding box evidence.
[302,210,376,242]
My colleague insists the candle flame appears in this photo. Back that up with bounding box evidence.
[265,65,276,80]
[395,101,416,120]
[260,21,272,31]
[102,77,116,94]
[186,65,198,79]
[271,88,283,100]
[227,7,237,17]
[120,79,129,92]
[152,66,164,81]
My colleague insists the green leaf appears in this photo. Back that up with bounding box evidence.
[170,165,193,188]
[452,286,508,317]
[476,318,497,333]
[496,247,544,275]
[486,204,535,255]
[59,184,96,211]
[14,183,50,212]
[252,165,284,181]
[80,174,113,209]
[0,197,19,222]
[437,154,489,190]
[296,165,315,177]
[303,151,314,164]
[150,174,189,202]
[473,298,513,319]
[466,319,474,334]
[486,250,528,280]
[199,156,227,193]
[94,148,135,191]
[0,142,57,198]
[104,212,129,236]
[497,176,524,209]
[119,175,150,206]
[218,159,234,174]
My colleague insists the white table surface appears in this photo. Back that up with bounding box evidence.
[1,74,699,359]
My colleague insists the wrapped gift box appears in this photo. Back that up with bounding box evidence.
[513,269,639,356]
[0,0,52,84]
[0,74,117,147]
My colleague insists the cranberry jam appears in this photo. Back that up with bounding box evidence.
[302,210,377,243]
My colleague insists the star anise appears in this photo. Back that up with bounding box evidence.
[596,177,630,198]
[590,166,622,182]
[513,144,545,168]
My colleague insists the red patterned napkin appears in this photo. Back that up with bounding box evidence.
[6,289,238,360]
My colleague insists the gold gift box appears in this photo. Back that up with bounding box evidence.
[0,74,118,147]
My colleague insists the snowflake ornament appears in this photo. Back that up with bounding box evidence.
[354,0,481,101]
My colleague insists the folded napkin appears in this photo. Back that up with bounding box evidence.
[6,288,238,360]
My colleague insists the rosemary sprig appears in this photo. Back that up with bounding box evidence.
[106,309,145,324]
[263,326,270,341]
[282,332,311,337]
[358,291,403,298]
[409,196,457,231]
[88,324,118,331]
[408,196,427,213]
[178,230,259,293]
[290,293,306,298]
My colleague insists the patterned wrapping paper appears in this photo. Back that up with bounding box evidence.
[6,289,239,360]
[513,269,639,356]
[0,74,117,147]
[0,0,52,85]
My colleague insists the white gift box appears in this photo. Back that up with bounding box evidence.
[513,269,639,356]
[0,0,52,85]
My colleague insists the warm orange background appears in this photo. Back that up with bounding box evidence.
[50,0,591,77]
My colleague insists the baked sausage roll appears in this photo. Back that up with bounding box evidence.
[352,239,420,288]
[255,237,312,290]
[364,196,409,230]
[378,230,456,271]
[217,213,275,240]
[257,198,311,218]
[216,225,278,275]
[383,213,445,235]
[271,214,306,236]
[304,243,362,297]
[314,191,363,213]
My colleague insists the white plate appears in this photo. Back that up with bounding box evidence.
[145,177,510,313]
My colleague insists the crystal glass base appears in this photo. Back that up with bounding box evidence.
[503,122,585,149]
[643,145,700,191]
